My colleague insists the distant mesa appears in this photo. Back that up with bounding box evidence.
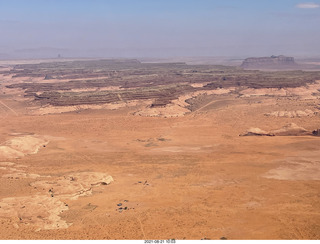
[241,55,297,69]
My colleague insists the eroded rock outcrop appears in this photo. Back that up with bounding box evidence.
[270,123,310,136]
[240,128,274,137]
[0,134,113,231]
[0,169,113,230]
[240,123,313,136]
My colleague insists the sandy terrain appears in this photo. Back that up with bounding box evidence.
[265,109,316,118]
[0,61,319,240]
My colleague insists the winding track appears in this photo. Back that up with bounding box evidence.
[0,100,18,116]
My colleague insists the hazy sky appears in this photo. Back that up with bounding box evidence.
[0,0,319,58]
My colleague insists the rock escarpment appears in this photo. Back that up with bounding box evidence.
[241,55,297,69]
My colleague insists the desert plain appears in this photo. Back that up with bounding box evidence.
[0,58,319,240]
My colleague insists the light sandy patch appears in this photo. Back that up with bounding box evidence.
[0,195,70,230]
[6,135,48,154]
[70,86,121,92]
[151,146,201,153]
[0,135,48,159]
[30,105,84,115]
[265,109,316,118]
[286,81,320,100]
[0,146,25,159]
[173,95,192,108]
[204,88,235,95]
[190,83,208,88]
[264,159,320,180]
[15,164,27,168]
[3,167,24,172]
[42,86,122,94]
[150,146,212,153]
[133,103,190,117]
[240,88,287,97]
[191,178,241,188]
[186,88,235,99]
[29,100,146,115]
[0,162,16,167]
[0,161,40,179]
[9,132,34,136]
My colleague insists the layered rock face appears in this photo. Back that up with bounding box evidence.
[241,55,296,69]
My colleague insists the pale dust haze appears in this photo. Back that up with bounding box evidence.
[0,0,320,241]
